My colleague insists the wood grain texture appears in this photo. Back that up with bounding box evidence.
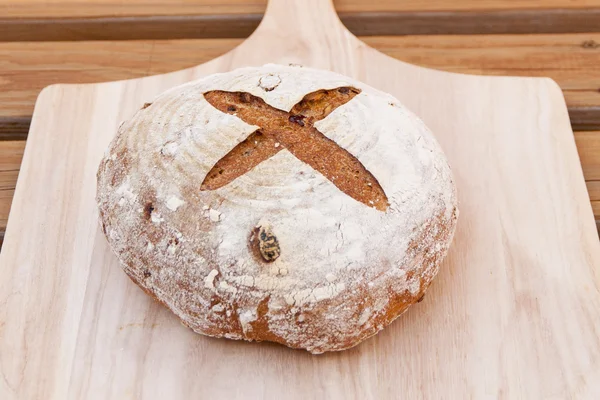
[1,0,597,18]
[0,141,24,248]
[5,9,600,41]
[0,131,597,241]
[2,1,600,40]
[0,118,30,140]
[1,0,599,398]
[593,200,600,218]
[1,34,600,133]
[6,134,596,241]
[2,131,600,240]
[342,9,600,37]
[576,131,600,180]
[0,15,263,42]
[588,180,600,200]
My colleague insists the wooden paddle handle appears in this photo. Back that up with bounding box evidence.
[232,0,362,92]
[258,0,345,36]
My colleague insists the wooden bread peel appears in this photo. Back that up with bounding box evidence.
[1,0,599,398]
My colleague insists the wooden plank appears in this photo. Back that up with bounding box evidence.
[575,131,600,180]
[3,10,600,41]
[0,141,23,188]
[2,1,600,40]
[1,34,599,135]
[593,201,600,218]
[570,107,600,131]
[0,15,262,41]
[0,117,30,140]
[0,140,24,246]
[0,190,13,247]
[341,9,600,37]
[0,38,239,127]
[365,34,600,130]
[1,0,598,19]
[588,180,600,201]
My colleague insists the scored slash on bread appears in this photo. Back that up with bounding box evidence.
[201,87,389,211]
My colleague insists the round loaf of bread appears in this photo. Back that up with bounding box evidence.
[96,64,458,354]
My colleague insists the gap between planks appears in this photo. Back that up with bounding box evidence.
[0,34,600,140]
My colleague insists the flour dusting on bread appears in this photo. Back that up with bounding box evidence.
[96,64,458,353]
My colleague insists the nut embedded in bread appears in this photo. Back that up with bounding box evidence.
[96,64,458,354]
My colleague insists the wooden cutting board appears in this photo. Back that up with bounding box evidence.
[1,1,600,398]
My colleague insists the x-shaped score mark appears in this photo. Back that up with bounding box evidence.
[201,86,389,211]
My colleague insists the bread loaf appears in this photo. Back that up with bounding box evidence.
[96,64,458,353]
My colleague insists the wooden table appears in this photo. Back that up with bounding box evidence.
[1,0,600,248]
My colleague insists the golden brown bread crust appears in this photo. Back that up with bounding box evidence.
[96,64,458,354]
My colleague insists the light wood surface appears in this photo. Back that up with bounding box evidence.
[1,0,599,398]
